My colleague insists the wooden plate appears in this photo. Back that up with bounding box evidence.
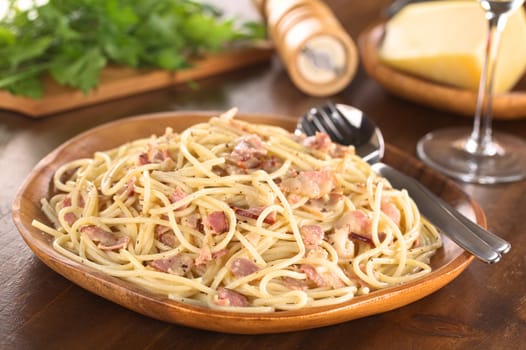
[358,22,526,120]
[11,111,479,334]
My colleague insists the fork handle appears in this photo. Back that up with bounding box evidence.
[371,163,509,263]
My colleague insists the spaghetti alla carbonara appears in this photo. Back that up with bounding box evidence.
[32,109,441,312]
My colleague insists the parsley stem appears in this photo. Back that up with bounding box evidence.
[0,63,50,89]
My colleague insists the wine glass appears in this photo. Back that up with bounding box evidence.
[416,0,526,184]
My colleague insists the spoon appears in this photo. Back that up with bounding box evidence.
[297,102,510,264]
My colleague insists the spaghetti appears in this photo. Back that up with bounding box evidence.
[32,109,441,312]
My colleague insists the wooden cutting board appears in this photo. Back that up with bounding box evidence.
[0,43,274,118]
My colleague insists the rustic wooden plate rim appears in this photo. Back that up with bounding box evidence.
[12,111,479,334]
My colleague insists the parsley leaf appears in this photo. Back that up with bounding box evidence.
[0,0,266,98]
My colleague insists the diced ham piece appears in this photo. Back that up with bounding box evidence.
[150,254,194,276]
[280,169,336,199]
[214,287,249,307]
[299,225,324,247]
[300,264,326,287]
[232,206,277,224]
[80,225,129,251]
[230,258,259,278]
[230,135,267,169]
[203,211,228,234]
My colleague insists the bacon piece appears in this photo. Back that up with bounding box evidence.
[154,225,178,248]
[137,152,149,165]
[212,248,229,260]
[203,211,228,234]
[350,232,374,245]
[214,287,249,307]
[381,199,401,227]
[80,225,129,251]
[308,193,343,213]
[260,155,283,173]
[150,254,194,276]
[303,132,350,158]
[195,244,212,266]
[196,247,229,266]
[299,224,324,247]
[62,197,72,207]
[151,149,170,163]
[230,258,259,278]
[126,178,136,196]
[137,147,173,166]
[62,195,85,208]
[350,232,387,247]
[232,206,276,224]
[160,234,177,248]
[181,213,201,231]
[329,228,355,259]
[300,264,326,287]
[229,135,267,169]
[63,212,78,226]
[169,188,189,210]
[282,277,308,291]
[303,132,333,153]
[280,169,336,199]
[335,210,371,235]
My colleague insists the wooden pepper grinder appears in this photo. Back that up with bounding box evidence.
[254,0,359,96]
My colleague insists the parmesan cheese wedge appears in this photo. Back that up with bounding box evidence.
[378,1,526,93]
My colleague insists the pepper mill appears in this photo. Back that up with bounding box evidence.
[254,0,359,96]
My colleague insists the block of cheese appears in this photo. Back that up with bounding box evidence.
[378,1,526,93]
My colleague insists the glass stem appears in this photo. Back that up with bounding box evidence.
[465,12,508,156]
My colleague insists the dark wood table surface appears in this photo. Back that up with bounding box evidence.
[2,1,525,349]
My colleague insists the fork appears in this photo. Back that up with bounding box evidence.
[297,102,510,263]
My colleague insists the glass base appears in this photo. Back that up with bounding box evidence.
[417,128,526,184]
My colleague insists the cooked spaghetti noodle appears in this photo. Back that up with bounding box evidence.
[32,108,441,312]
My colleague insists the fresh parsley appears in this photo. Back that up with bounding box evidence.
[0,0,266,98]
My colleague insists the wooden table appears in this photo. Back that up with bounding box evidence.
[2,1,525,349]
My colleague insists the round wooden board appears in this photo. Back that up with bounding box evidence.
[12,111,479,334]
[358,22,526,120]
